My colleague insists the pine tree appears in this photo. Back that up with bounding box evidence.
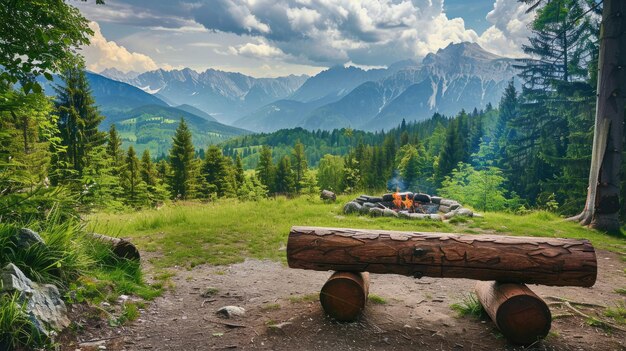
[275,156,295,194]
[121,146,147,206]
[201,145,233,198]
[256,145,275,194]
[234,153,245,188]
[140,150,158,187]
[292,140,308,192]
[168,118,195,199]
[107,124,123,167]
[53,66,106,179]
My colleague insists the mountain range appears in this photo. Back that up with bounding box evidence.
[40,72,249,157]
[101,42,519,133]
[102,68,309,125]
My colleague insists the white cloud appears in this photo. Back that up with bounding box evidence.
[229,40,288,59]
[82,22,159,73]
[477,0,533,57]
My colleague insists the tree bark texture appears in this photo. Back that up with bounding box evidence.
[475,281,551,345]
[319,271,369,322]
[287,227,597,287]
[89,233,141,260]
[572,0,626,232]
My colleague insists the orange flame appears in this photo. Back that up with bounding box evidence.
[392,192,403,209]
[403,196,413,210]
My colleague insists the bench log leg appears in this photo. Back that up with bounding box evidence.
[319,271,369,322]
[475,281,551,345]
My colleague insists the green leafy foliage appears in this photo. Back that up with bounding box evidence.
[0,293,45,350]
[450,293,487,319]
[0,0,101,92]
[439,163,511,212]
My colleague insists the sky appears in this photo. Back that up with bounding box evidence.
[74,0,535,78]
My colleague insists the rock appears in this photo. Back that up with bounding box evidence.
[430,196,442,204]
[429,214,442,221]
[320,190,336,202]
[382,209,399,217]
[360,203,375,214]
[17,228,45,248]
[1,263,70,336]
[343,201,362,214]
[441,200,461,210]
[216,306,246,318]
[407,213,430,220]
[398,211,411,219]
[443,210,458,219]
[369,208,384,217]
[473,212,484,218]
[421,203,439,214]
[439,205,451,213]
[362,202,377,210]
[456,208,474,217]
[413,193,431,203]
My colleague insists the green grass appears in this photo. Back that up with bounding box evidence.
[289,293,319,303]
[87,196,626,269]
[450,293,487,319]
[604,302,626,325]
[0,293,45,350]
[368,294,387,305]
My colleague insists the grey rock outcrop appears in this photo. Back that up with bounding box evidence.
[0,263,70,336]
[17,228,45,248]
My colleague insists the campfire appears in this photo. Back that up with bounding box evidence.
[343,191,476,220]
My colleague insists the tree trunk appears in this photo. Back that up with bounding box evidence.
[475,281,551,345]
[319,271,369,322]
[89,233,141,260]
[287,226,597,287]
[570,0,626,232]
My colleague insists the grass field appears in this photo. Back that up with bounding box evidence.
[87,195,626,269]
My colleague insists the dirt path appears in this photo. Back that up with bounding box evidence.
[65,251,625,351]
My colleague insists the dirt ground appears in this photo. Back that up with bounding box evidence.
[62,250,625,351]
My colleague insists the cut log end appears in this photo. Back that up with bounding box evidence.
[476,281,551,345]
[319,271,369,322]
[89,233,141,261]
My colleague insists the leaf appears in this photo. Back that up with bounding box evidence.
[32,83,43,94]
[44,72,53,81]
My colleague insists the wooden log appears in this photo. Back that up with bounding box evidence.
[319,271,369,322]
[287,226,597,287]
[475,281,551,345]
[89,233,140,260]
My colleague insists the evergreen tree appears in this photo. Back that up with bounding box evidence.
[435,120,459,185]
[292,140,308,192]
[234,153,245,188]
[275,156,296,194]
[140,150,158,187]
[121,146,147,206]
[201,145,233,198]
[168,118,195,199]
[106,124,123,167]
[53,66,106,181]
[256,145,275,194]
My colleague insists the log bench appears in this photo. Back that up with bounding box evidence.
[286,226,597,345]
